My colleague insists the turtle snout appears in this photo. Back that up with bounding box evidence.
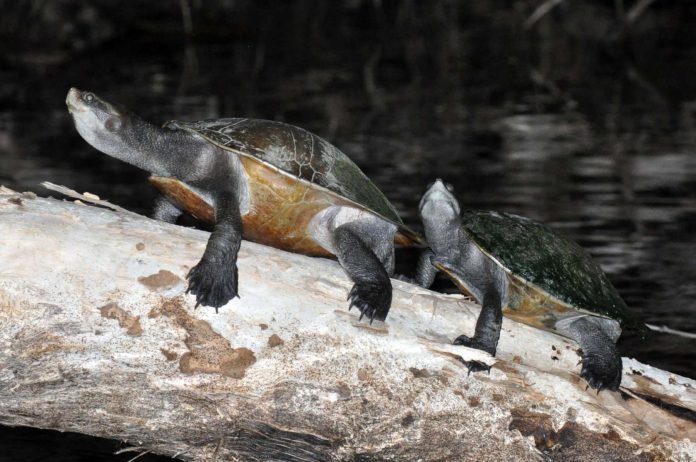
[420,179,461,217]
[66,88,84,113]
[426,178,444,190]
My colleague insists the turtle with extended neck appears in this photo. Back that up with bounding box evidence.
[415,179,646,391]
[66,88,422,321]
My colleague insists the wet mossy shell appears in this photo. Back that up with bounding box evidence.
[151,118,422,256]
[460,210,646,332]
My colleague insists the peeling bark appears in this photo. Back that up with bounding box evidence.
[0,186,694,461]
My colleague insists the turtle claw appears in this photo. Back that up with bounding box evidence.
[457,358,492,375]
[346,281,391,324]
[453,335,495,375]
[186,257,239,310]
[579,352,622,392]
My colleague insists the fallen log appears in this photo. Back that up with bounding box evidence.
[0,186,694,461]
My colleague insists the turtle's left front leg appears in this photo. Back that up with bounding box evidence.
[334,224,392,323]
[413,249,437,288]
[186,192,242,311]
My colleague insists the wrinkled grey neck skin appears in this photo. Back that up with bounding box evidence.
[67,88,220,183]
[105,117,207,179]
[75,109,212,181]
[417,180,507,303]
[420,195,463,261]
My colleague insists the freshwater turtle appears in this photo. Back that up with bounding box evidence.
[416,180,646,391]
[66,88,422,320]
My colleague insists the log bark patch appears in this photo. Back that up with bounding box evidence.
[154,297,257,378]
[99,302,143,336]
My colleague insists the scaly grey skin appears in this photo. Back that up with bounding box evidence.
[66,88,397,321]
[152,196,183,224]
[416,180,623,390]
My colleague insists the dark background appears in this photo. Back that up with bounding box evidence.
[1,1,695,460]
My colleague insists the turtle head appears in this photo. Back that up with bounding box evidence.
[66,88,131,155]
[420,179,460,220]
[419,179,461,247]
[66,88,169,174]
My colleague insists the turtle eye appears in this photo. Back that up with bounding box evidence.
[445,182,455,192]
[84,92,95,103]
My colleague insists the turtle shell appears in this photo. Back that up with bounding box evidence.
[444,210,645,333]
[151,118,422,256]
[166,118,402,222]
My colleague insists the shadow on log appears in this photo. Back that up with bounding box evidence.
[0,186,694,461]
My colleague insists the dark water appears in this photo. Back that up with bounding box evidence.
[1,1,695,460]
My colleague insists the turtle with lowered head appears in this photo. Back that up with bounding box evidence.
[66,88,422,320]
[415,179,646,391]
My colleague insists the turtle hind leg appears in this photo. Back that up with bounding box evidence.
[152,196,183,223]
[558,317,622,391]
[453,286,503,356]
[334,223,393,323]
[187,193,241,310]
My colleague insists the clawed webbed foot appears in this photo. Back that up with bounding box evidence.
[347,282,391,324]
[453,335,495,375]
[457,358,492,375]
[580,351,622,392]
[186,257,239,311]
[454,334,496,356]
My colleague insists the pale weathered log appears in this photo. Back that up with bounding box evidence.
[0,186,694,461]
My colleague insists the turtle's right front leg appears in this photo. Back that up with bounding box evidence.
[186,193,242,311]
[557,317,622,391]
[454,287,503,356]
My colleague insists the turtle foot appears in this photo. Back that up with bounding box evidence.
[186,257,239,311]
[580,351,622,392]
[456,357,492,375]
[453,334,496,356]
[347,281,391,324]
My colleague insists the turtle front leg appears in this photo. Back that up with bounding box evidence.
[414,249,437,288]
[152,196,183,223]
[186,193,242,311]
[394,249,436,286]
[453,287,503,357]
[557,317,622,391]
[334,224,392,323]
